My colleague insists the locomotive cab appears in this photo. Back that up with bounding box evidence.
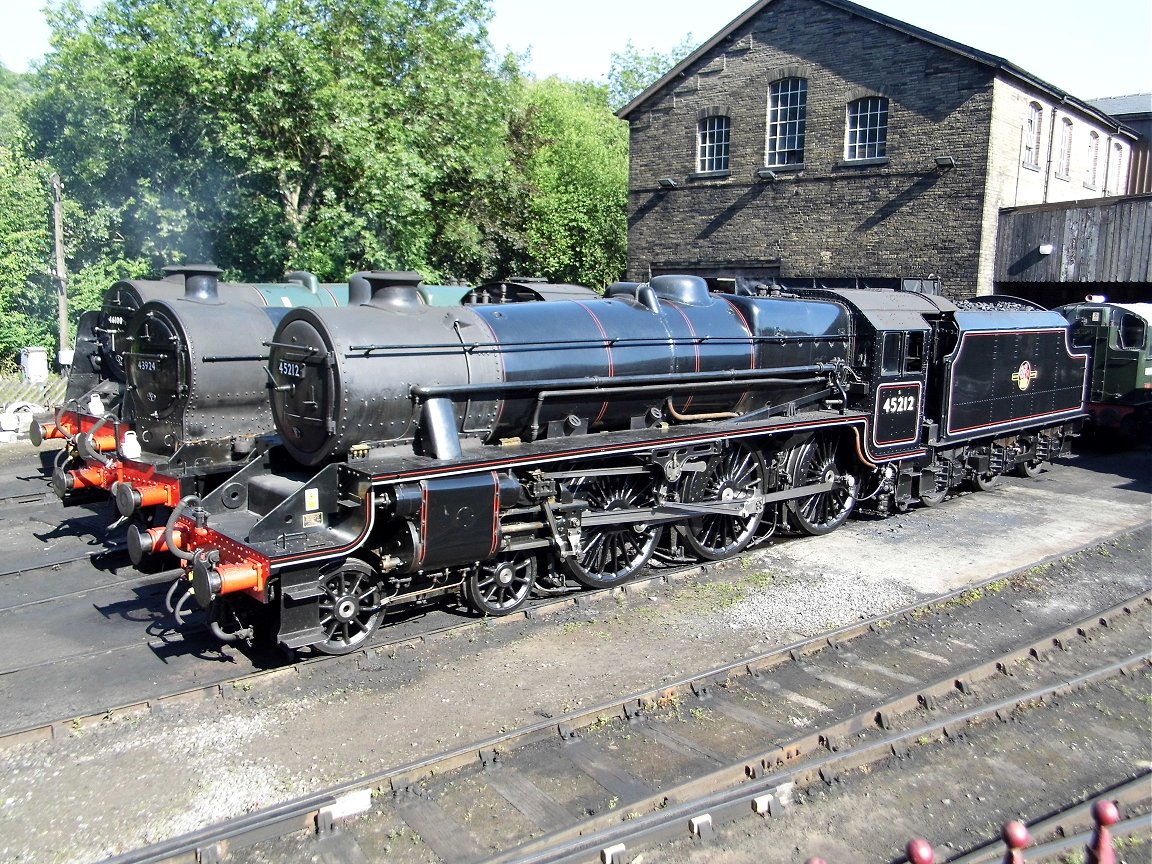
[803,288,943,454]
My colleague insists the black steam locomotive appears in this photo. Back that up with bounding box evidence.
[152,273,1087,654]
[37,266,354,517]
[39,266,593,530]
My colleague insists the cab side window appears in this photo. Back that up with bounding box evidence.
[881,331,926,375]
[1118,314,1147,351]
[905,332,925,373]
[881,332,902,375]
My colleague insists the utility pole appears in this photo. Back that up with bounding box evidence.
[51,173,71,369]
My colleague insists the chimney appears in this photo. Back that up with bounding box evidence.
[163,264,224,303]
[364,271,425,308]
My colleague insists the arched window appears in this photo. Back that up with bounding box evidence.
[1106,142,1125,195]
[1056,118,1073,179]
[1084,131,1100,188]
[698,114,731,173]
[766,78,807,166]
[845,96,888,160]
[1023,102,1043,168]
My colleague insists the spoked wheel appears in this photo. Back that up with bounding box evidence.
[681,441,766,560]
[315,559,387,655]
[464,552,537,616]
[562,472,661,588]
[784,435,856,535]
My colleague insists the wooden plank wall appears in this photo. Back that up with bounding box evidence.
[995,196,1152,283]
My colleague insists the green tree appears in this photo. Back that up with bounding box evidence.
[607,37,698,112]
[509,78,628,288]
[29,0,511,281]
[0,66,36,149]
[0,145,55,364]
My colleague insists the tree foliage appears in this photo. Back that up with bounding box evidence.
[607,36,698,112]
[0,0,646,367]
[29,0,511,281]
[513,79,628,287]
[0,144,55,363]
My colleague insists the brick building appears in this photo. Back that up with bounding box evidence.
[617,0,1138,296]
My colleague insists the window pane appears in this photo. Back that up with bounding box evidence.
[905,332,925,373]
[1023,103,1042,168]
[1118,314,1146,350]
[767,78,807,166]
[882,332,902,374]
[1085,132,1099,187]
[1057,119,1073,178]
[1108,144,1124,195]
[846,97,888,160]
[698,115,731,172]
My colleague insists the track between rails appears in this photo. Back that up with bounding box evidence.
[0,489,58,509]
[0,546,135,611]
[100,581,1150,864]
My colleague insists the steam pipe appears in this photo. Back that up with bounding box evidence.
[165,495,202,562]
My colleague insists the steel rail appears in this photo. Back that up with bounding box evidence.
[0,557,153,615]
[1,518,1146,751]
[482,607,1151,863]
[945,773,1152,863]
[96,585,1150,864]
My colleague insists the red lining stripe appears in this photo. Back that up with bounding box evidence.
[574,302,613,425]
[669,304,700,411]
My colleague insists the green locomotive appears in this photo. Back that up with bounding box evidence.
[1057,298,1152,442]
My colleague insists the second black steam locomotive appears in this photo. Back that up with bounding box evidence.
[152,273,1087,654]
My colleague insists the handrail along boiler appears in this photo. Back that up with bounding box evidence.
[157,274,1088,653]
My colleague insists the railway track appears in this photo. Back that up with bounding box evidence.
[0,450,1146,863]
[0,519,1107,746]
[0,544,130,598]
[0,453,1142,737]
[0,520,1145,743]
[0,557,718,745]
[0,488,59,509]
[100,578,1150,863]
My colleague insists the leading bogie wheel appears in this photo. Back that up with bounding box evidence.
[784,435,856,535]
[315,559,386,655]
[918,464,950,507]
[561,472,661,589]
[464,552,537,616]
[1013,457,1043,478]
[681,441,766,560]
[971,470,999,492]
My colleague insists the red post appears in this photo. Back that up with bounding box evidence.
[804,859,828,864]
[1086,799,1120,864]
[906,838,935,864]
[1001,820,1032,864]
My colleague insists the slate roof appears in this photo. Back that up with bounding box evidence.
[1089,94,1152,119]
